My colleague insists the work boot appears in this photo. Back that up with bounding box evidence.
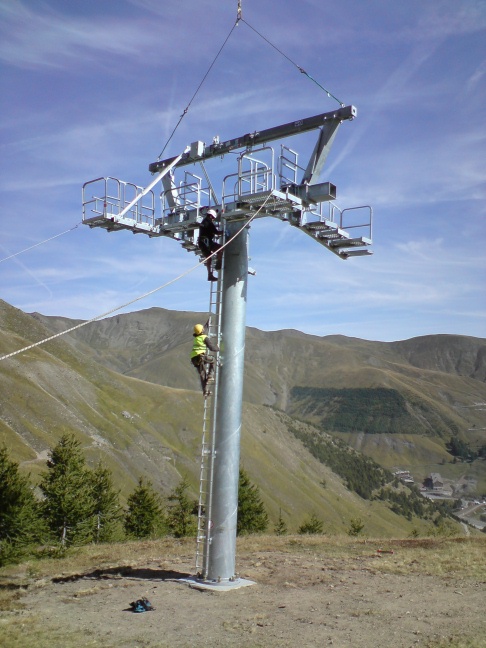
[207,273,218,281]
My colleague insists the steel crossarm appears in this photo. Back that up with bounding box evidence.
[148,106,357,174]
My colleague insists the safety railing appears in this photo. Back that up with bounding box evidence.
[82,177,155,226]
[222,147,277,209]
[301,202,372,241]
[160,171,211,228]
[278,145,300,188]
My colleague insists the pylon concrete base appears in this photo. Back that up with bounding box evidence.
[178,576,256,592]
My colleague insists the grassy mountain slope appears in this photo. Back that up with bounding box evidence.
[0,300,438,536]
[31,310,485,426]
[30,306,486,490]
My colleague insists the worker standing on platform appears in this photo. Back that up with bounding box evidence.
[198,208,223,281]
[191,323,220,397]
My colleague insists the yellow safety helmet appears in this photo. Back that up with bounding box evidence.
[194,324,204,335]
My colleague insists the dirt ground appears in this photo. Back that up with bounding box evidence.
[1,536,485,648]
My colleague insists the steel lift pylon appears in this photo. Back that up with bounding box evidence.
[82,105,372,590]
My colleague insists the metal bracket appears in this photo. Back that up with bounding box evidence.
[302,120,341,185]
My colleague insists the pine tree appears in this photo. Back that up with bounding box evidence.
[90,462,122,543]
[39,434,95,547]
[237,468,269,535]
[124,477,164,539]
[166,478,197,538]
[0,445,46,566]
[347,517,365,536]
[274,508,288,536]
[298,512,324,535]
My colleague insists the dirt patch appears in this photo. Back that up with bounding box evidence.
[1,537,485,648]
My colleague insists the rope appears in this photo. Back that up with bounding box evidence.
[0,223,81,264]
[156,3,344,161]
[240,18,345,107]
[0,267,201,362]
[157,22,238,160]
[0,196,272,363]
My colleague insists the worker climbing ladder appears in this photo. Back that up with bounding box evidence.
[195,246,225,577]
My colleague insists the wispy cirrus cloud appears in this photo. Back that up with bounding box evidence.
[0,0,240,71]
[1,0,484,342]
[0,1,152,69]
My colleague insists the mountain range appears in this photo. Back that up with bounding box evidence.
[1,299,485,534]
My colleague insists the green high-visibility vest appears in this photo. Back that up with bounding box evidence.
[191,334,207,358]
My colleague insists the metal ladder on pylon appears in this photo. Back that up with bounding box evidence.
[195,240,224,578]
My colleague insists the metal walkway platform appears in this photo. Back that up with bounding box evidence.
[82,107,372,259]
[83,183,372,259]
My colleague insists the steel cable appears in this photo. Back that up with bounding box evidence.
[0,196,272,362]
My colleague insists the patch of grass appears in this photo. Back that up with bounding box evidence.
[0,616,104,648]
[72,585,100,598]
[235,535,486,580]
[350,608,378,617]
[423,637,486,648]
[3,536,484,587]
[0,537,195,588]
[0,587,25,611]
[366,537,486,580]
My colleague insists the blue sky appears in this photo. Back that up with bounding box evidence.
[0,0,485,342]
